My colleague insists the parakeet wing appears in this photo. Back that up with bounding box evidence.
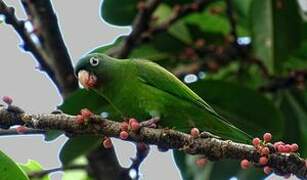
[133,59,219,117]
[133,59,252,142]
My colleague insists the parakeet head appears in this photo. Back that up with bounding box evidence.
[75,53,116,90]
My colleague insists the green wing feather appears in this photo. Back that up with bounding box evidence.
[132,59,251,142]
[134,60,217,114]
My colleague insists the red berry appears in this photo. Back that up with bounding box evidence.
[278,145,287,153]
[75,115,84,124]
[130,121,140,131]
[120,131,129,140]
[2,96,12,105]
[252,137,261,146]
[273,141,284,150]
[129,118,138,126]
[263,166,272,175]
[263,133,272,142]
[290,143,299,152]
[195,158,207,167]
[103,138,113,149]
[261,147,270,155]
[190,128,200,138]
[259,156,268,165]
[80,108,93,119]
[284,144,292,153]
[120,122,129,131]
[240,159,250,169]
[16,126,27,134]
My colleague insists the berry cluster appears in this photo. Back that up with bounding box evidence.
[102,118,141,149]
[119,118,140,140]
[241,132,300,178]
[241,133,273,174]
[75,108,93,125]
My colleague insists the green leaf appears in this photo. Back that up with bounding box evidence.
[152,4,172,26]
[153,4,193,44]
[251,0,302,74]
[189,80,284,138]
[233,0,253,18]
[130,43,170,61]
[0,150,29,180]
[185,11,230,35]
[100,0,138,26]
[19,160,50,180]
[184,1,249,36]
[60,135,101,166]
[62,157,92,180]
[279,90,307,157]
[169,20,193,44]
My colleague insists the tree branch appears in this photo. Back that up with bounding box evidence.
[259,70,307,92]
[111,0,213,58]
[20,0,78,98]
[0,105,306,179]
[110,0,161,58]
[0,0,78,98]
[0,127,45,136]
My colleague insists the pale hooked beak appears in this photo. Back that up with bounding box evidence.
[77,70,97,89]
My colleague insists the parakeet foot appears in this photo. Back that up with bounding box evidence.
[139,117,160,128]
[200,131,221,139]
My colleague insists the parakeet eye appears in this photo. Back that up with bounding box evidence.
[89,57,99,67]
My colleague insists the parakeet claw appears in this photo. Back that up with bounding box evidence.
[200,131,221,139]
[140,117,160,128]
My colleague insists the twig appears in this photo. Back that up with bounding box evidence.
[20,0,78,98]
[259,70,307,92]
[28,164,86,179]
[225,0,238,43]
[110,0,161,58]
[0,105,306,179]
[128,143,150,179]
[0,1,53,87]
[111,0,213,58]
[0,128,45,136]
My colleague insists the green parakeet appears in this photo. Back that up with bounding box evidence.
[75,53,252,143]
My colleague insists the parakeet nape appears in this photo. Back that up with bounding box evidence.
[75,53,251,143]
